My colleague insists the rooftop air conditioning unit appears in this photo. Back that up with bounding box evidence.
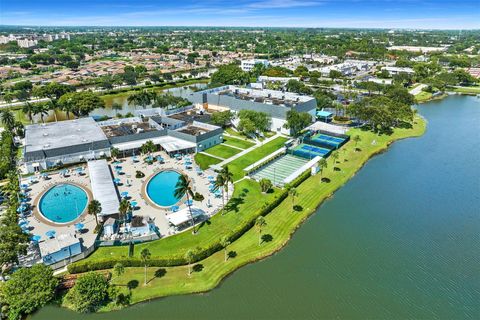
[136,128,144,134]
[132,124,137,130]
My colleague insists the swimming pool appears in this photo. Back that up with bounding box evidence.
[38,183,88,223]
[146,170,183,207]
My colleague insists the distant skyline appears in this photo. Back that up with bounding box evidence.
[1,0,479,30]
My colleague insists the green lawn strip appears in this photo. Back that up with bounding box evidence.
[228,136,289,181]
[193,153,222,170]
[415,91,433,102]
[224,127,246,139]
[221,136,255,149]
[77,179,280,264]
[202,144,238,159]
[451,86,480,94]
[92,116,426,311]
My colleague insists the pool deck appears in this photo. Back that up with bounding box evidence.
[22,150,230,261]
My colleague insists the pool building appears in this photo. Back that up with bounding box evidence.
[22,112,224,173]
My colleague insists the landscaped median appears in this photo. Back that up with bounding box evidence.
[66,117,426,311]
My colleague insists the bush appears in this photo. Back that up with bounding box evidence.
[65,272,110,313]
[135,170,145,178]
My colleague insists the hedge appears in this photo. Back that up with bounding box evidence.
[68,169,312,273]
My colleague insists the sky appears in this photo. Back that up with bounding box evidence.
[1,0,479,29]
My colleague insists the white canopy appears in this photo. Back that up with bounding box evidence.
[112,136,196,153]
[87,159,119,216]
[167,207,205,226]
[306,121,348,135]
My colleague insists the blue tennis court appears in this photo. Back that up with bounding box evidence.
[292,143,331,159]
[312,133,346,148]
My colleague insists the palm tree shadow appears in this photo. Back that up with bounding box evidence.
[224,197,245,213]
[261,234,273,243]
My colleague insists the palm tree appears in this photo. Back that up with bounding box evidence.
[22,102,35,123]
[113,262,125,281]
[2,92,14,104]
[0,110,15,132]
[87,199,102,226]
[220,236,231,262]
[127,90,154,109]
[33,103,49,124]
[331,151,339,169]
[318,158,328,178]
[61,99,75,120]
[141,140,156,155]
[220,166,233,202]
[353,135,361,148]
[110,147,120,160]
[213,174,226,209]
[255,216,267,246]
[288,187,298,211]
[174,174,196,234]
[118,199,131,223]
[185,249,196,276]
[140,248,151,285]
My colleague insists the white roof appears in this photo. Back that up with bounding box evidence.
[39,233,79,256]
[112,135,196,152]
[167,207,205,226]
[306,122,348,135]
[87,159,119,216]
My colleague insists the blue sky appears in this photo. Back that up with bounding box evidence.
[1,0,479,29]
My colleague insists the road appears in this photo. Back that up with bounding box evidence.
[409,84,427,95]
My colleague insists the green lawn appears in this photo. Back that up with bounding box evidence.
[91,116,427,311]
[224,127,246,139]
[415,91,433,102]
[451,85,480,94]
[228,136,289,181]
[221,136,255,149]
[78,178,280,264]
[203,144,238,159]
[193,153,222,170]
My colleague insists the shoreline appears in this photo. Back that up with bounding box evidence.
[57,116,427,313]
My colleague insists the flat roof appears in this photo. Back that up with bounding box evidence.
[216,86,313,107]
[112,135,196,152]
[25,117,108,154]
[39,233,79,256]
[87,159,120,216]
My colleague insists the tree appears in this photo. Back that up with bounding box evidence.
[140,248,151,285]
[113,262,125,280]
[288,186,298,210]
[237,110,271,135]
[331,151,339,169]
[0,110,15,132]
[210,64,248,86]
[353,135,361,147]
[259,178,272,193]
[329,69,343,79]
[318,158,328,177]
[110,147,120,160]
[22,102,35,123]
[286,79,312,94]
[0,264,58,320]
[213,174,226,209]
[185,249,196,276]
[284,110,312,136]
[127,90,155,109]
[118,199,131,223]
[65,272,109,313]
[58,91,105,118]
[219,166,233,203]
[255,216,267,245]
[33,103,49,123]
[87,200,102,226]
[141,140,156,155]
[174,174,196,234]
[220,236,231,262]
[33,82,74,122]
[210,110,234,128]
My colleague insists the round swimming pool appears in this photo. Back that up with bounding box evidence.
[146,170,183,207]
[39,183,88,223]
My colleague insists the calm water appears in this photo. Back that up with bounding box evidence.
[39,83,207,122]
[33,95,480,319]
[146,170,183,207]
[39,184,88,224]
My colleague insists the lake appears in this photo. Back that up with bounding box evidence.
[32,95,480,319]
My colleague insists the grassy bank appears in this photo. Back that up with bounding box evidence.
[66,116,426,311]
[450,85,480,95]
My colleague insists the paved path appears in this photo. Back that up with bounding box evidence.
[222,143,244,150]
[215,133,286,168]
[199,151,225,160]
[409,84,427,95]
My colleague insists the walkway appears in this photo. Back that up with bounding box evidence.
[409,84,427,95]
[199,151,225,160]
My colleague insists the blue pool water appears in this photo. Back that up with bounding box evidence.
[39,184,88,223]
[146,170,183,207]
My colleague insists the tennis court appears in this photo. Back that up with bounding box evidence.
[311,133,346,148]
[251,154,310,186]
[291,143,331,159]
